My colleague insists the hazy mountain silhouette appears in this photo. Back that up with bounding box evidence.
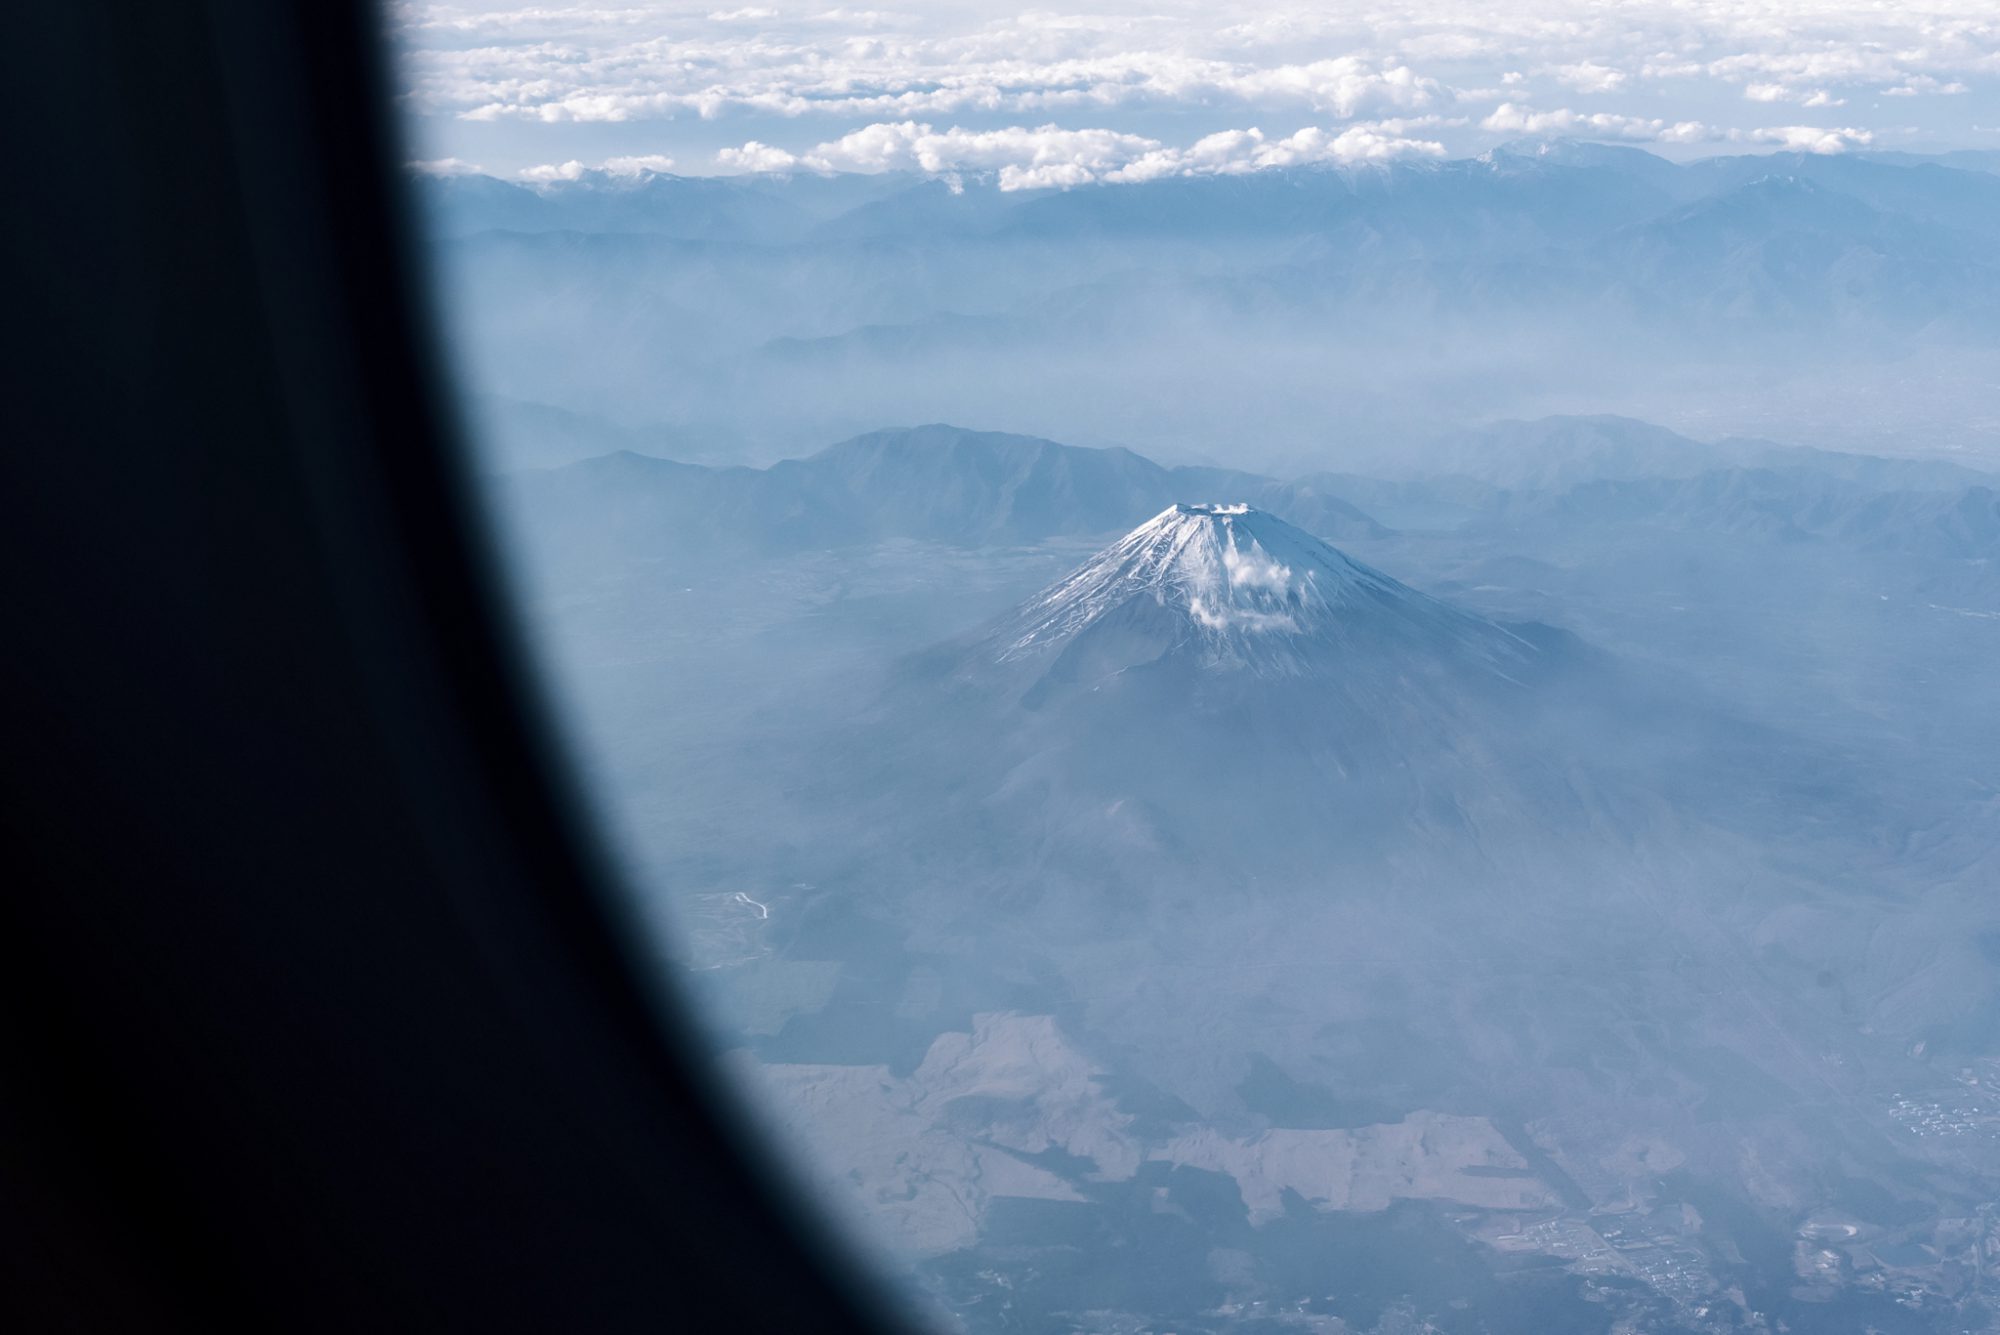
[501,425,1391,571]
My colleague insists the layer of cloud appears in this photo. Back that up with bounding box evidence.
[517,158,587,182]
[1744,83,1846,108]
[435,51,1444,125]
[714,119,1448,189]
[1480,103,1874,153]
[397,3,2000,124]
[394,3,2000,170]
[602,153,677,174]
[1480,103,1709,145]
[1741,124,1875,153]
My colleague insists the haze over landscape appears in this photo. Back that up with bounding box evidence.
[400,5,2000,1331]
[424,144,2000,473]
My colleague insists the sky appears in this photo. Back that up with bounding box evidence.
[391,1,2000,182]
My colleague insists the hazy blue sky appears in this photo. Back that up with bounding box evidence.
[393,1,2000,180]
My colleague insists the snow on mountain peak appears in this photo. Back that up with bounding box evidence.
[991,504,1529,679]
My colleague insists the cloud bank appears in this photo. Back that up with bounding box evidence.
[395,2,2000,173]
[713,119,1449,189]
[518,113,1873,187]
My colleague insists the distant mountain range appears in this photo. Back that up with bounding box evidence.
[416,146,2000,461]
[417,145,2000,249]
[498,417,2000,574]
[500,424,1389,572]
[502,421,1941,885]
[1490,467,2000,559]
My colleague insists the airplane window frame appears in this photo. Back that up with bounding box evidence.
[2,4,896,1330]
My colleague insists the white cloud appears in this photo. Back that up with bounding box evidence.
[1224,59,1442,118]
[438,51,1448,125]
[1883,76,1970,97]
[1480,103,1709,145]
[1479,102,1873,154]
[790,122,1163,180]
[1737,124,1874,153]
[1221,541,1294,597]
[1746,83,1844,107]
[713,120,1447,189]
[395,3,2000,162]
[702,101,1884,184]
[1546,62,1627,94]
[517,159,587,182]
[601,154,676,175]
[1108,124,1447,182]
[715,140,804,173]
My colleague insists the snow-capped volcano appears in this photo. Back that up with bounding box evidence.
[875,503,1807,886]
[984,503,1545,686]
[873,503,1616,882]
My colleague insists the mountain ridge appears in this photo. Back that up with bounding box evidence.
[499,424,1393,572]
[496,416,2000,576]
